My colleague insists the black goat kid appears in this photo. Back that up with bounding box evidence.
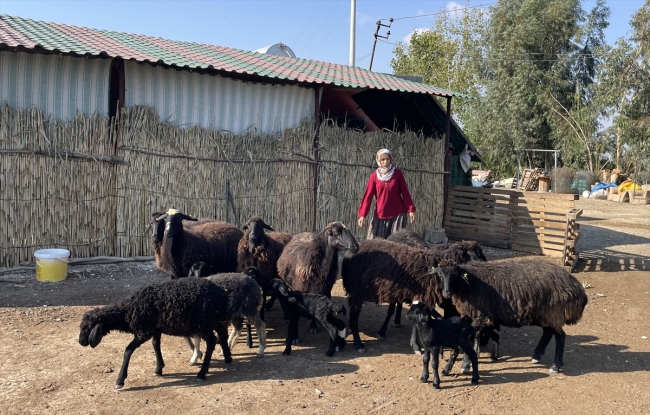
[406,302,479,389]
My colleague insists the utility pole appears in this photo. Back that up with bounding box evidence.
[349,0,356,66]
[368,18,392,71]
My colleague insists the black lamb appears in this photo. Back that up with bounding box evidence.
[267,279,347,357]
[153,209,243,279]
[433,259,588,374]
[406,301,479,389]
[78,277,232,389]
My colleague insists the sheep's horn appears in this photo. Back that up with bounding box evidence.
[154,213,169,222]
[427,266,444,276]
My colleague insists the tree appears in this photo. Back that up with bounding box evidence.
[546,0,611,173]
[597,0,650,178]
[389,3,488,123]
[468,0,587,175]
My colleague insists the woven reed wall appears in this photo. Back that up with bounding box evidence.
[114,106,316,258]
[0,105,118,267]
[0,105,446,267]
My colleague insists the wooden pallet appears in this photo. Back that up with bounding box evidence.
[517,168,545,191]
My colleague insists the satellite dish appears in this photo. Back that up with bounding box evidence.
[254,42,296,58]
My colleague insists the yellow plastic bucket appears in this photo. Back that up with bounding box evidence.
[34,249,70,282]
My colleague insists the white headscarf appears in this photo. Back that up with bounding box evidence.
[375,148,395,182]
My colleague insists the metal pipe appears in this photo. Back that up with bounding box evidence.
[442,96,452,225]
[349,0,356,66]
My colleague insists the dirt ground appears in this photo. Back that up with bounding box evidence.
[1,197,649,415]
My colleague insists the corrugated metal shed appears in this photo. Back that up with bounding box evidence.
[0,50,110,118]
[125,61,313,133]
[0,14,472,99]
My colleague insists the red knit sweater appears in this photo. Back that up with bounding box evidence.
[358,169,416,220]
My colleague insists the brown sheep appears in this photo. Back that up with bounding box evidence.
[149,211,218,269]
[154,209,243,279]
[276,221,359,333]
[432,259,588,374]
[341,238,471,353]
[236,216,292,317]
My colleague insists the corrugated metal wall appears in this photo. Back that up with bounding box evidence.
[0,51,111,119]
[124,61,314,134]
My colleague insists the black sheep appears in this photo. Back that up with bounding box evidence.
[78,277,232,389]
[267,279,347,357]
[433,259,588,374]
[186,262,267,364]
[406,302,479,389]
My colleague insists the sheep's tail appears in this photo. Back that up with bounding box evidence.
[564,292,588,325]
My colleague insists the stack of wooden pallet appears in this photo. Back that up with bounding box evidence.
[517,168,546,191]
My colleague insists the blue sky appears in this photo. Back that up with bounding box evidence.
[1,0,645,74]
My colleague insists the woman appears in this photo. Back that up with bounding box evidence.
[357,148,416,239]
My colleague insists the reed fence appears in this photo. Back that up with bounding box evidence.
[0,105,445,267]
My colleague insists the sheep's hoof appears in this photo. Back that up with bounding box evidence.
[356,347,366,354]
[460,366,470,375]
[471,377,479,385]
[432,383,441,389]
[441,369,450,376]
[413,350,422,355]
[114,383,124,390]
[282,351,291,356]
[310,328,318,334]
[326,351,334,357]
[419,377,428,384]
[376,334,385,341]
[531,354,542,364]
[256,353,264,358]
[154,371,162,377]
[549,365,560,375]
[224,356,233,364]
[292,338,300,345]
[195,377,205,382]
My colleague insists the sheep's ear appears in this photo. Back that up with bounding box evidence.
[263,223,275,232]
[326,228,333,236]
[88,323,103,348]
[271,280,290,297]
[418,310,429,324]
[243,224,249,230]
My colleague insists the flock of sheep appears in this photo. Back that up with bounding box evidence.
[78,208,588,390]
